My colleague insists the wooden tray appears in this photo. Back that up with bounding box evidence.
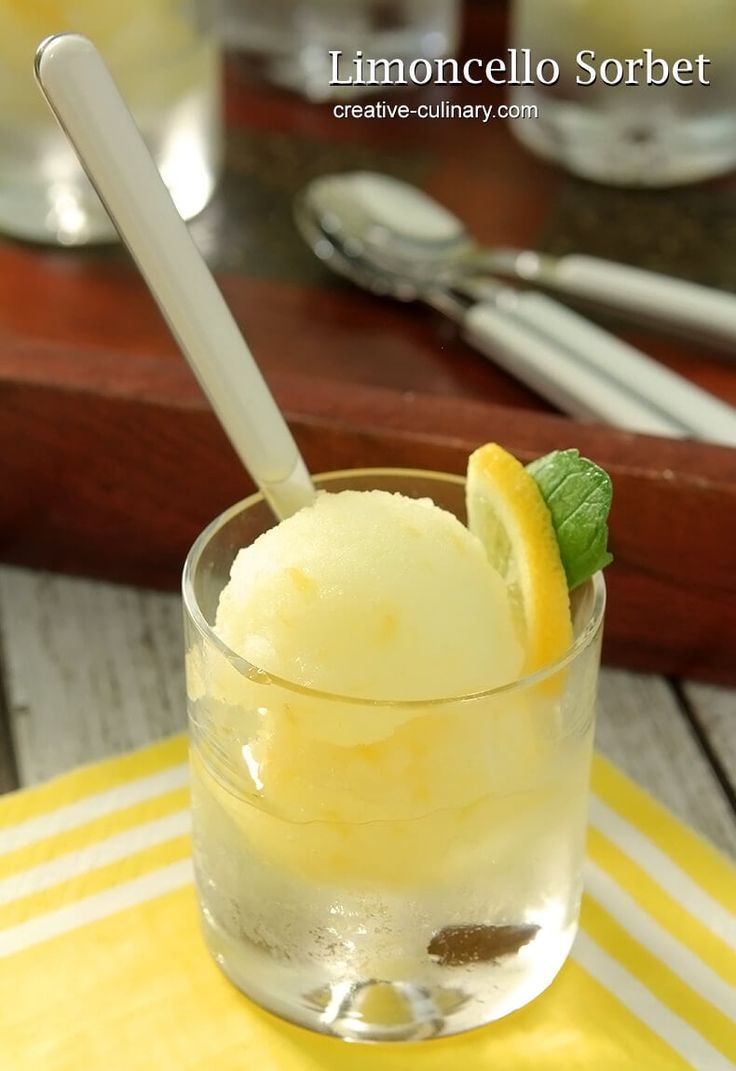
[2,3,736,683]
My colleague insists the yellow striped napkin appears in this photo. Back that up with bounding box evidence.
[0,735,733,1070]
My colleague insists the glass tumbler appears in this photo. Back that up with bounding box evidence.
[218,0,461,101]
[509,0,736,186]
[0,1,221,243]
[183,470,605,1042]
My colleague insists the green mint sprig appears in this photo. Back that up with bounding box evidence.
[526,449,613,590]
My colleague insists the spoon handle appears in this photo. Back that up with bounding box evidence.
[460,291,736,445]
[486,250,736,356]
[35,34,314,520]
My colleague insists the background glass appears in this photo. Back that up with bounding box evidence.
[218,0,461,101]
[0,0,221,244]
[183,470,605,1042]
[509,0,736,187]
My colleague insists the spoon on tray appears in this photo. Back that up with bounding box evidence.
[296,172,736,446]
[299,171,736,355]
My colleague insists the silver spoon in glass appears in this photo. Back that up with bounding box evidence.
[295,172,736,445]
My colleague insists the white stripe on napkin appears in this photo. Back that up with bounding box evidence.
[0,810,191,907]
[0,858,193,958]
[0,764,188,857]
[585,860,736,1020]
[589,796,736,950]
[573,931,735,1071]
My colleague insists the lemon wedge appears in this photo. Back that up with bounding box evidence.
[466,443,573,675]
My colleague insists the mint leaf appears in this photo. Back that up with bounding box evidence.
[526,449,613,590]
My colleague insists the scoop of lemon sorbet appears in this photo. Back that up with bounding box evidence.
[214,489,523,701]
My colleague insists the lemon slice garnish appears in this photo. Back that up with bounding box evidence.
[467,443,573,675]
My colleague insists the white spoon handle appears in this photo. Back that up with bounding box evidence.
[504,251,736,355]
[462,293,736,445]
[35,33,314,520]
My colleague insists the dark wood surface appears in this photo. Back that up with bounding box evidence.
[1,2,736,682]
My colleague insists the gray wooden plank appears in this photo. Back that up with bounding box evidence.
[0,650,19,793]
[681,680,736,796]
[0,565,185,786]
[0,564,734,858]
[596,669,736,858]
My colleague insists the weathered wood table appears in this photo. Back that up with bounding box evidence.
[0,3,734,856]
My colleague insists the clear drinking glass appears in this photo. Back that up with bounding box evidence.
[509,0,736,186]
[218,0,461,101]
[0,1,221,243]
[183,470,605,1042]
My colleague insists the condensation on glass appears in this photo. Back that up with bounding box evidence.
[183,470,606,1042]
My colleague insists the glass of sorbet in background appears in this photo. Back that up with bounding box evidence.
[217,0,461,102]
[0,0,220,243]
[509,0,736,186]
[183,468,606,1042]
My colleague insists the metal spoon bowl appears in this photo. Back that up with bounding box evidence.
[296,172,479,294]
